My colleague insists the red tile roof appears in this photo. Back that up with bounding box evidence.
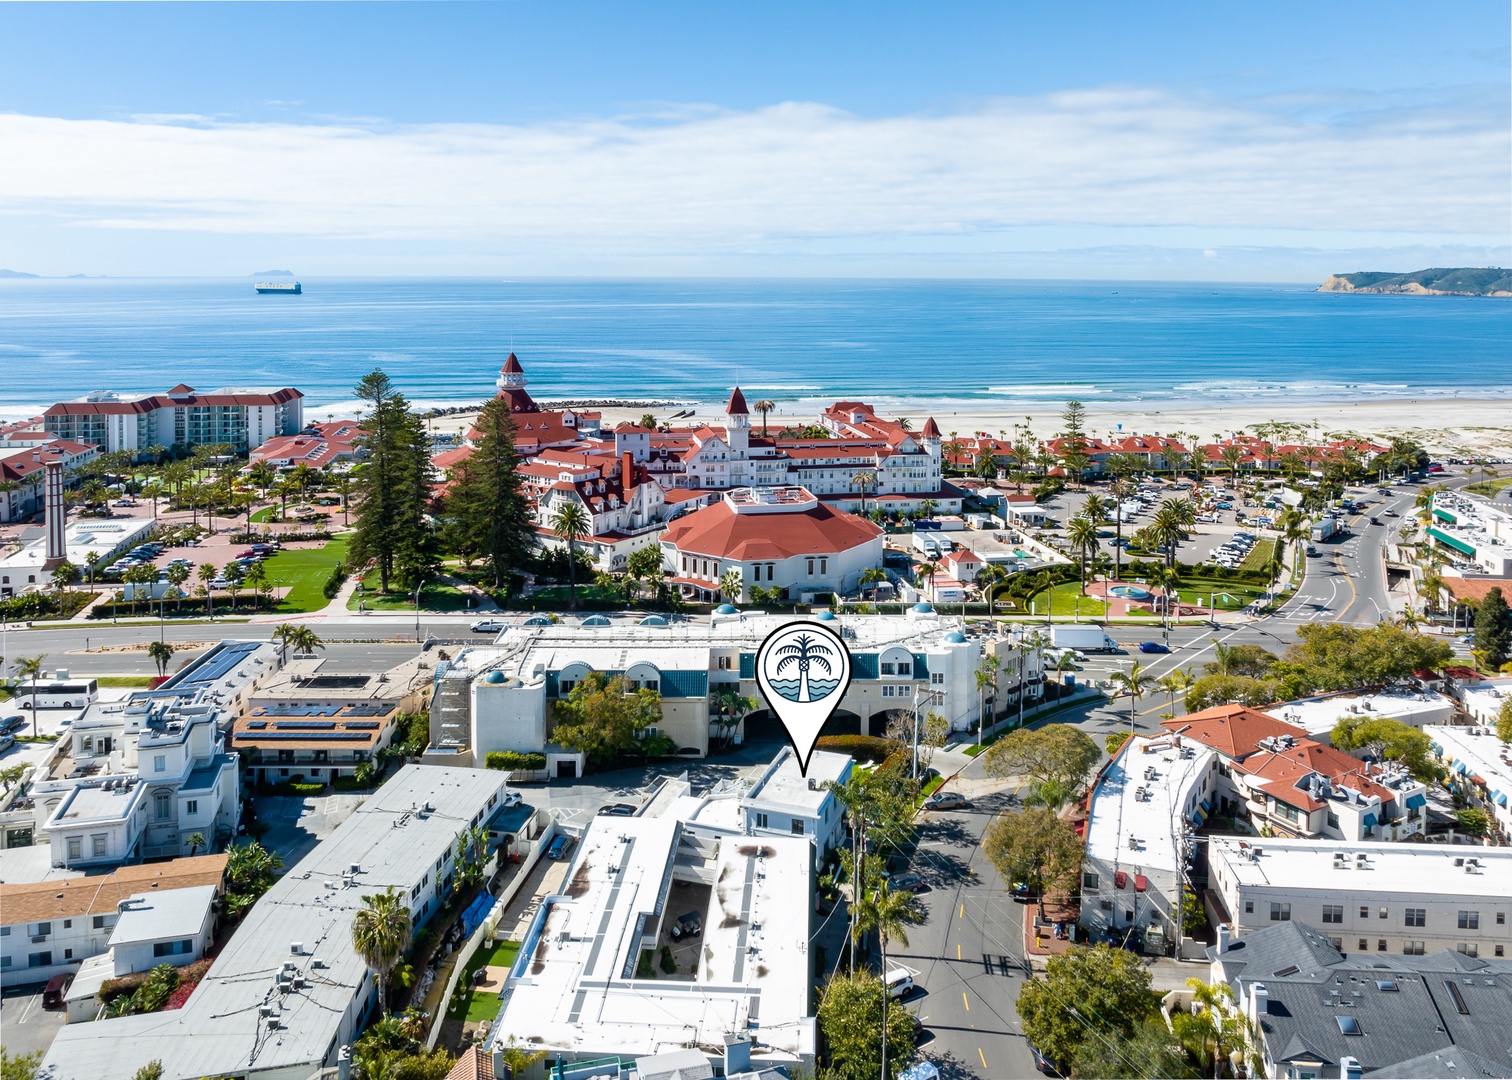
[726,386,749,415]
[921,417,940,438]
[1442,578,1512,605]
[1161,704,1307,760]
[661,497,882,562]
[1235,739,1395,812]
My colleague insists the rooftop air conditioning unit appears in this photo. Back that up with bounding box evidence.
[259,1004,273,1017]
[349,863,361,875]
[311,957,326,969]
[266,1016,281,1030]
[290,942,303,955]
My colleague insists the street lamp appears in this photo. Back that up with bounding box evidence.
[910,687,943,781]
[414,577,426,643]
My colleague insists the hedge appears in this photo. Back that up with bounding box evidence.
[815,734,902,764]
[486,751,547,771]
[99,969,154,1004]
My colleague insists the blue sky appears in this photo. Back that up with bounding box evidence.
[0,2,1507,278]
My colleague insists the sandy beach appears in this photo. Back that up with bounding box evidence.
[426,396,1512,459]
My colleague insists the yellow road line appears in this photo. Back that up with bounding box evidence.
[957,943,962,960]
[1333,550,1357,622]
[959,903,965,918]
[979,1048,989,1070]
[963,992,971,1011]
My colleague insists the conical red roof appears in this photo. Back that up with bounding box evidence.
[501,353,523,374]
[726,386,749,415]
[922,417,940,438]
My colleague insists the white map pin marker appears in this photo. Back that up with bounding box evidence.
[755,620,853,776]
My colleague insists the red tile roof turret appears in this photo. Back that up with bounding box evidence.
[726,386,749,415]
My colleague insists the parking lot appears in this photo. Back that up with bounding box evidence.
[1,982,68,1060]
[1038,484,1270,569]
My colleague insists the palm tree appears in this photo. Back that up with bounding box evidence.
[1219,444,1246,488]
[1109,660,1156,734]
[50,561,77,593]
[146,640,175,677]
[197,563,217,616]
[918,498,938,520]
[1082,494,1108,523]
[1108,476,1134,581]
[976,564,1006,617]
[552,501,591,607]
[1021,776,1077,812]
[1066,514,1100,588]
[272,623,299,663]
[351,886,412,1018]
[84,550,101,592]
[13,655,44,738]
[751,399,775,437]
[853,880,923,1080]
[185,832,207,857]
[974,656,1000,746]
[1171,978,1262,1079]
[710,687,758,750]
[1149,504,1189,570]
[1156,667,1192,714]
[289,626,325,657]
[850,471,878,516]
[719,568,743,604]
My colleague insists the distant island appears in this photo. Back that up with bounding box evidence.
[254,269,296,277]
[0,269,40,279]
[1320,267,1512,296]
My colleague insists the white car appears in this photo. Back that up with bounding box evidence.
[500,790,523,807]
[470,619,506,634]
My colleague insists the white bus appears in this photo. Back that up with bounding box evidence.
[10,679,99,709]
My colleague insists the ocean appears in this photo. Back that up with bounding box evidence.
[0,277,1508,420]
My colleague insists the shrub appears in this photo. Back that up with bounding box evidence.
[322,561,348,600]
[659,945,677,974]
[636,949,656,979]
[486,751,547,771]
[815,734,903,764]
[100,970,153,1004]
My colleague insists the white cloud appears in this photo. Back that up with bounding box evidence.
[0,87,1505,256]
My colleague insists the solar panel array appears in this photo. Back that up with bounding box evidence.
[345,721,380,730]
[272,721,337,730]
[243,731,372,742]
[250,705,344,718]
[171,640,263,691]
[344,704,395,717]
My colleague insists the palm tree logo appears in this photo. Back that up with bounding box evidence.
[773,633,835,702]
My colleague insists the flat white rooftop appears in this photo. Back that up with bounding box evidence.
[1426,725,1512,802]
[1084,735,1215,874]
[41,765,508,1080]
[744,746,850,816]
[1266,688,1456,737]
[489,816,814,1064]
[0,517,155,573]
[109,885,217,947]
[1210,837,1512,897]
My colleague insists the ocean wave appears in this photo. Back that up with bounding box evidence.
[986,384,1111,395]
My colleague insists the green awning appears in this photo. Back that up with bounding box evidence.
[1427,527,1475,557]
[1432,508,1457,523]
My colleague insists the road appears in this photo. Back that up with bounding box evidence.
[900,774,1037,1080]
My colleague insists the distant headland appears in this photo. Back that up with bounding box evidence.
[0,269,40,278]
[1319,267,1512,297]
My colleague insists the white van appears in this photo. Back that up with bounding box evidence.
[885,968,914,999]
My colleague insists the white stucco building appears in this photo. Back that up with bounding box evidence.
[429,609,1044,766]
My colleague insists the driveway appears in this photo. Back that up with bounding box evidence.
[255,792,367,869]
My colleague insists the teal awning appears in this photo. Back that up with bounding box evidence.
[1432,508,1457,523]
[1406,792,1427,810]
[1427,527,1476,557]
[1362,812,1378,828]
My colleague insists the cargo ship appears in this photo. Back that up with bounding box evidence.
[254,281,302,294]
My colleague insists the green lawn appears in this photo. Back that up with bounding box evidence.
[249,505,276,523]
[347,579,471,612]
[1240,538,1278,574]
[1026,580,1108,617]
[260,537,349,614]
[528,584,626,603]
[96,676,155,688]
[1467,476,1512,497]
[1173,578,1268,611]
[446,939,520,1023]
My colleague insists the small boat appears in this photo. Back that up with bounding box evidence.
[255,281,302,294]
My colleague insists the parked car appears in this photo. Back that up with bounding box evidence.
[546,835,573,860]
[1,715,28,735]
[470,619,506,634]
[885,873,924,893]
[923,791,968,811]
[1137,641,1170,654]
[670,910,703,941]
[0,734,16,753]
[43,973,73,1009]
[597,803,637,817]
[1028,1041,1064,1077]
[500,790,523,807]
[208,577,231,589]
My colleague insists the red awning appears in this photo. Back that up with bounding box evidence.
[1114,871,1127,890]
[1471,775,1486,786]
[1134,875,1149,893]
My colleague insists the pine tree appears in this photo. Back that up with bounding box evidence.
[349,371,436,593]
[445,397,531,589]
[1475,586,1512,669]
